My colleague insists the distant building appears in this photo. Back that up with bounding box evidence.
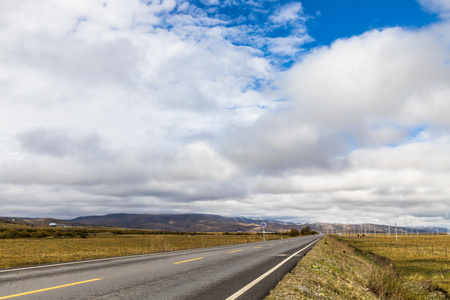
[49,222,57,227]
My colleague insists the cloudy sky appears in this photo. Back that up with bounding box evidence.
[1,0,450,227]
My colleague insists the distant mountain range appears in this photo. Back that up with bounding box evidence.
[1,213,447,234]
[69,214,448,234]
[69,213,299,233]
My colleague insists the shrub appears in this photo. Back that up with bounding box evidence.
[300,226,318,235]
[368,266,411,299]
[287,228,300,237]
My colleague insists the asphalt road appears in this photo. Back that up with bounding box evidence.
[0,234,321,300]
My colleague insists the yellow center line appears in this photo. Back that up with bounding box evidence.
[269,244,275,246]
[254,246,262,249]
[228,250,242,254]
[173,257,204,264]
[0,278,102,299]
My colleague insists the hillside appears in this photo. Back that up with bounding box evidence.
[70,213,298,232]
[0,217,82,228]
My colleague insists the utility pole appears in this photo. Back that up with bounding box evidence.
[447,213,450,235]
[405,218,408,236]
[395,222,398,245]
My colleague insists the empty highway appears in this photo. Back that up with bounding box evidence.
[0,235,321,299]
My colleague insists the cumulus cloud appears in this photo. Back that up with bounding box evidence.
[0,0,449,227]
[419,0,450,18]
[0,0,280,216]
[222,21,450,224]
[285,27,450,128]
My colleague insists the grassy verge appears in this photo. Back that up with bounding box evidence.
[0,233,280,269]
[265,235,448,299]
[266,235,379,299]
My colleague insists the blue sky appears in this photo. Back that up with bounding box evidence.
[167,0,440,67]
[303,0,439,47]
[1,0,450,227]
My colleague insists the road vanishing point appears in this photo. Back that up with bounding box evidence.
[0,235,321,300]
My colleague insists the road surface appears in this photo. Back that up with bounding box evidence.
[0,235,321,299]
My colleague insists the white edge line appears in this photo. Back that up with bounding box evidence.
[225,237,321,300]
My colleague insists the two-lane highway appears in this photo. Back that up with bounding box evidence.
[0,235,321,299]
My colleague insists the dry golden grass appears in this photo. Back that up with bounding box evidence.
[342,234,450,298]
[0,233,278,269]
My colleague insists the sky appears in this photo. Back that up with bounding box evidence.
[1,0,450,227]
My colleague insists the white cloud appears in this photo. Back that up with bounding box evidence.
[419,0,450,18]
[0,0,449,227]
[362,127,408,147]
[17,128,105,158]
[285,27,450,129]
[267,35,312,55]
[247,138,450,223]
[0,0,278,215]
[219,22,450,223]
[270,2,305,24]
[160,141,238,182]
[350,135,450,172]
[200,0,220,6]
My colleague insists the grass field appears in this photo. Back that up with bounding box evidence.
[0,233,280,269]
[342,234,450,297]
[266,234,449,299]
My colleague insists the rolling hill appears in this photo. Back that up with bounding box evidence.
[70,213,298,232]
